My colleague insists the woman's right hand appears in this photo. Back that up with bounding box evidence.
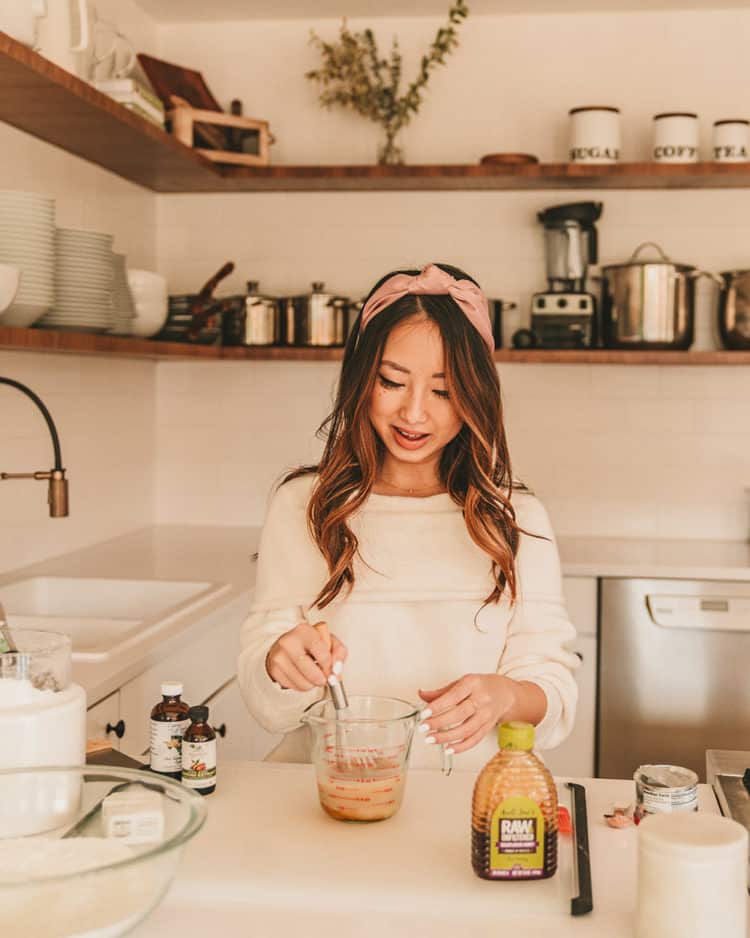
[265,621,347,691]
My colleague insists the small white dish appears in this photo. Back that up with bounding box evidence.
[0,264,21,316]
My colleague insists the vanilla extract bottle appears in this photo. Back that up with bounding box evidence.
[471,721,558,881]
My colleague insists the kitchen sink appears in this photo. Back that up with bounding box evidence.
[0,576,231,661]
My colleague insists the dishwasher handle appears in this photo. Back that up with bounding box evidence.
[646,594,750,632]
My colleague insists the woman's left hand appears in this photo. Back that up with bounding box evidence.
[417,674,522,755]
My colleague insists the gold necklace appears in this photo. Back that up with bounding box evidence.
[378,476,445,496]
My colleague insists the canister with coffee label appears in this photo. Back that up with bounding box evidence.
[634,764,698,823]
[652,112,699,163]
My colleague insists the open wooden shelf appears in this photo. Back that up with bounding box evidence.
[2,326,749,364]
[4,33,750,193]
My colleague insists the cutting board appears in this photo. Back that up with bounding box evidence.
[163,764,589,930]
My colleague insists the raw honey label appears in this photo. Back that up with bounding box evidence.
[489,796,545,877]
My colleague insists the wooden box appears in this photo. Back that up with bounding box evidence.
[167,97,271,167]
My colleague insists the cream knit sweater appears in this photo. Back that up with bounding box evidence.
[237,474,578,770]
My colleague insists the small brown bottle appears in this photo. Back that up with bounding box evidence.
[149,681,190,780]
[181,705,216,795]
[471,721,558,881]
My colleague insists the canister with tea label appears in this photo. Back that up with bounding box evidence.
[569,106,621,164]
[652,112,699,163]
[634,764,698,823]
[712,119,750,163]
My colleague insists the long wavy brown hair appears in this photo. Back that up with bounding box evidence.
[285,263,524,609]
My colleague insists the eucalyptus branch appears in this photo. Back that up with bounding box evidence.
[306,0,469,164]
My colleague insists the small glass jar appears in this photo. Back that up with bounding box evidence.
[652,112,699,163]
[712,119,750,163]
[569,106,621,164]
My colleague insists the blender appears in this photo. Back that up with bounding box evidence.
[529,201,603,348]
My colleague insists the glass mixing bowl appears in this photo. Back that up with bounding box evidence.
[0,764,207,938]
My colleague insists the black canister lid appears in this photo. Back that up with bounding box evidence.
[569,105,620,115]
[188,705,209,723]
[653,111,698,120]
[714,119,750,126]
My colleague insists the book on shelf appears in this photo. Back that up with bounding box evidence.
[120,100,165,127]
[93,77,164,114]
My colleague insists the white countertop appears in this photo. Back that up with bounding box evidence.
[559,534,750,581]
[129,761,739,938]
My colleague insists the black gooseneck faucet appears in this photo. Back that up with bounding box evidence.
[0,377,69,517]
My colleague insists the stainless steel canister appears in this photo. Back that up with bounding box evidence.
[718,270,750,349]
[600,242,719,350]
[634,764,699,823]
[284,282,351,347]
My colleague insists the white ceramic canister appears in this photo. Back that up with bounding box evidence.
[0,630,86,837]
[712,119,750,163]
[569,106,621,164]
[636,812,748,938]
[652,112,699,163]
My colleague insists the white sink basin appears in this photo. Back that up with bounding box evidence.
[1,576,231,661]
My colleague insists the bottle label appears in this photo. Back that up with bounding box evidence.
[150,718,190,772]
[490,796,546,878]
[182,739,217,789]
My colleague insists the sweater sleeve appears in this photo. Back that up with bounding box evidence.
[497,494,579,750]
[237,476,329,735]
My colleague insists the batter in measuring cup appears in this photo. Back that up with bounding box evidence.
[238,263,579,772]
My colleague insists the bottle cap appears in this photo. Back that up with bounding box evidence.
[498,721,535,751]
[161,681,183,697]
[188,705,209,723]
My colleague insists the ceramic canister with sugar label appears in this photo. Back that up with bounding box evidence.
[569,106,621,164]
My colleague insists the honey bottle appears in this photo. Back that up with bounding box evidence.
[471,721,558,880]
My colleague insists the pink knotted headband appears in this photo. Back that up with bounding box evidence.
[358,264,495,354]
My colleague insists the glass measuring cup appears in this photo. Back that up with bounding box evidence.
[302,695,421,822]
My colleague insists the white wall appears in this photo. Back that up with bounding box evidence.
[2,6,749,564]
[0,0,159,573]
[153,8,750,540]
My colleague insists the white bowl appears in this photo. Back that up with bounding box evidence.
[2,300,51,327]
[0,264,20,315]
[127,268,168,296]
[131,298,168,338]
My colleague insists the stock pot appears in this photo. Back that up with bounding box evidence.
[718,270,750,349]
[600,242,720,350]
[283,282,351,347]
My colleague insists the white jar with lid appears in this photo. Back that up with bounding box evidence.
[652,112,699,163]
[712,119,750,162]
[636,812,748,938]
[569,106,621,163]
[0,629,86,836]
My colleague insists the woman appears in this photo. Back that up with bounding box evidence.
[238,263,578,769]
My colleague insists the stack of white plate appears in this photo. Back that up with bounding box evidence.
[110,253,137,336]
[0,191,55,327]
[38,228,115,332]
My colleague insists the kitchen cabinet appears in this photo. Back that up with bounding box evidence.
[85,690,123,751]
[118,610,241,760]
[205,677,280,761]
[542,576,598,778]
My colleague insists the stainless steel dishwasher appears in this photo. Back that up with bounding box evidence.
[598,577,750,780]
